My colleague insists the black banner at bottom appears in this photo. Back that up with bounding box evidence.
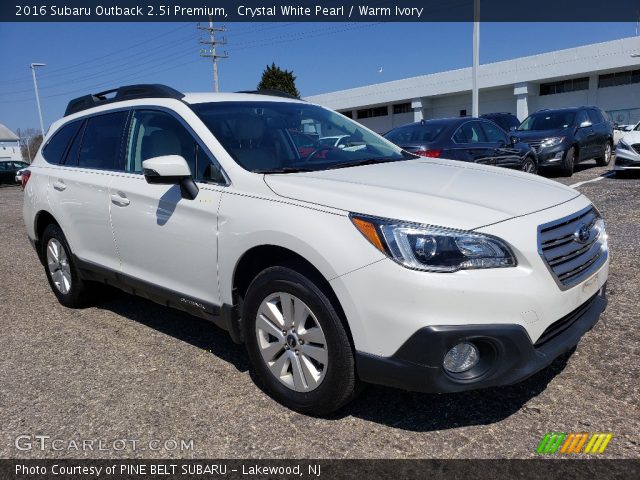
[1,459,639,480]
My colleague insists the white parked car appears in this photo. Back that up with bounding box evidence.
[613,123,634,145]
[615,122,640,171]
[22,85,609,414]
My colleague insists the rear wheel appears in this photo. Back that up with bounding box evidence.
[243,265,358,415]
[41,224,93,308]
[596,141,612,166]
[560,146,576,177]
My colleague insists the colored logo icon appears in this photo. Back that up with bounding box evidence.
[537,432,613,455]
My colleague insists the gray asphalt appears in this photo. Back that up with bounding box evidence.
[0,161,638,459]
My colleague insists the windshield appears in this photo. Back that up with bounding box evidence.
[518,111,576,131]
[384,123,446,144]
[191,101,413,173]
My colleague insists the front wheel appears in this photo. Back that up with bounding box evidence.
[596,142,612,166]
[243,266,358,415]
[521,156,537,174]
[560,146,576,177]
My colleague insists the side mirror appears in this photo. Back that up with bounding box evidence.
[142,155,199,200]
[578,120,593,129]
[509,126,517,132]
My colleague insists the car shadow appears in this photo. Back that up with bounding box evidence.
[92,286,250,373]
[94,286,573,431]
[539,159,601,178]
[333,349,573,431]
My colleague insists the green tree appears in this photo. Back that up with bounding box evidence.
[257,62,300,98]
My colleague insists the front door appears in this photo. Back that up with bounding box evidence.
[108,109,225,307]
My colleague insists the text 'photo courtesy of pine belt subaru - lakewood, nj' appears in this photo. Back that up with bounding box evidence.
[22,84,609,415]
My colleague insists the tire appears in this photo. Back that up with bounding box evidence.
[521,156,537,174]
[243,265,358,415]
[560,146,576,177]
[596,141,613,167]
[41,224,93,308]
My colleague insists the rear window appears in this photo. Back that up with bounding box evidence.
[77,112,128,170]
[42,121,82,164]
[384,124,446,144]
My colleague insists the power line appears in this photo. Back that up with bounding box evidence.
[197,18,228,92]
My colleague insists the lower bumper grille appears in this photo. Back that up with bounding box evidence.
[534,293,598,347]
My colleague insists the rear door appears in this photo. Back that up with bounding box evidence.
[46,112,126,270]
[108,108,225,307]
[451,121,496,165]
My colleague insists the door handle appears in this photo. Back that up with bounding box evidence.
[110,193,130,207]
[52,180,66,191]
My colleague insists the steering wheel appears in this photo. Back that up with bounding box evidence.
[305,145,335,161]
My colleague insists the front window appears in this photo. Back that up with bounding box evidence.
[191,101,413,173]
[517,111,576,131]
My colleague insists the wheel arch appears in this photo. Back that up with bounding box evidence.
[33,210,61,263]
[231,244,354,348]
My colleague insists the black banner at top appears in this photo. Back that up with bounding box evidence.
[3,0,640,22]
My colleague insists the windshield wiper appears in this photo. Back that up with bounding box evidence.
[330,157,406,170]
[254,167,315,174]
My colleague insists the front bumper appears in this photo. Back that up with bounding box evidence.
[536,145,569,166]
[614,147,640,170]
[356,284,607,393]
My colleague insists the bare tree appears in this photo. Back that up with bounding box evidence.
[16,128,43,163]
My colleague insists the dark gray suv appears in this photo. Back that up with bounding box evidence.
[515,107,613,176]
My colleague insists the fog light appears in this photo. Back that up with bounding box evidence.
[443,342,479,373]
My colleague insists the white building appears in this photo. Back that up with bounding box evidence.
[0,123,23,162]
[305,37,640,133]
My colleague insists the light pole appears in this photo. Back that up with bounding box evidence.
[471,0,480,117]
[30,63,46,136]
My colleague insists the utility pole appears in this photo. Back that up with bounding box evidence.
[30,63,46,135]
[198,17,228,92]
[471,0,480,118]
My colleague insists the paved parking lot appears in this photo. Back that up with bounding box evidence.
[0,161,638,459]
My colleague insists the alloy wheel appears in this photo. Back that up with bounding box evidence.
[255,292,328,392]
[46,238,72,294]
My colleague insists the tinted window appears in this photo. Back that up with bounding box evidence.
[63,120,85,166]
[518,111,576,131]
[42,121,82,164]
[385,124,446,144]
[77,112,127,170]
[576,110,590,126]
[453,122,487,143]
[588,109,604,124]
[480,121,507,143]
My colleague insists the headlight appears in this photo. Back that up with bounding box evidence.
[540,137,565,148]
[617,140,630,151]
[351,215,517,272]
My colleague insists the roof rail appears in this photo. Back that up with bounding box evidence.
[236,89,301,100]
[64,84,184,116]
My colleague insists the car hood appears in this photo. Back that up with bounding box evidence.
[515,129,569,141]
[263,159,581,230]
[621,130,640,144]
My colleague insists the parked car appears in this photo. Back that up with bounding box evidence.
[614,122,640,171]
[515,107,614,176]
[384,117,538,173]
[480,112,521,132]
[613,123,634,145]
[15,167,28,184]
[23,84,609,415]
[0,160,29,184]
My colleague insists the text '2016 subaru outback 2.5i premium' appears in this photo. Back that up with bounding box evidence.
[22,85,609,415]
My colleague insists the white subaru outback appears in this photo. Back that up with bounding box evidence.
[23,85,609,415]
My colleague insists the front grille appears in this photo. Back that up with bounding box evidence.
[538,206,607,289]
[534,293,598,347]
[632,143,640,155]
[527,140,543,153]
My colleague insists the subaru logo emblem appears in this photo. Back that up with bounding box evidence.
[574,224,590,243]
